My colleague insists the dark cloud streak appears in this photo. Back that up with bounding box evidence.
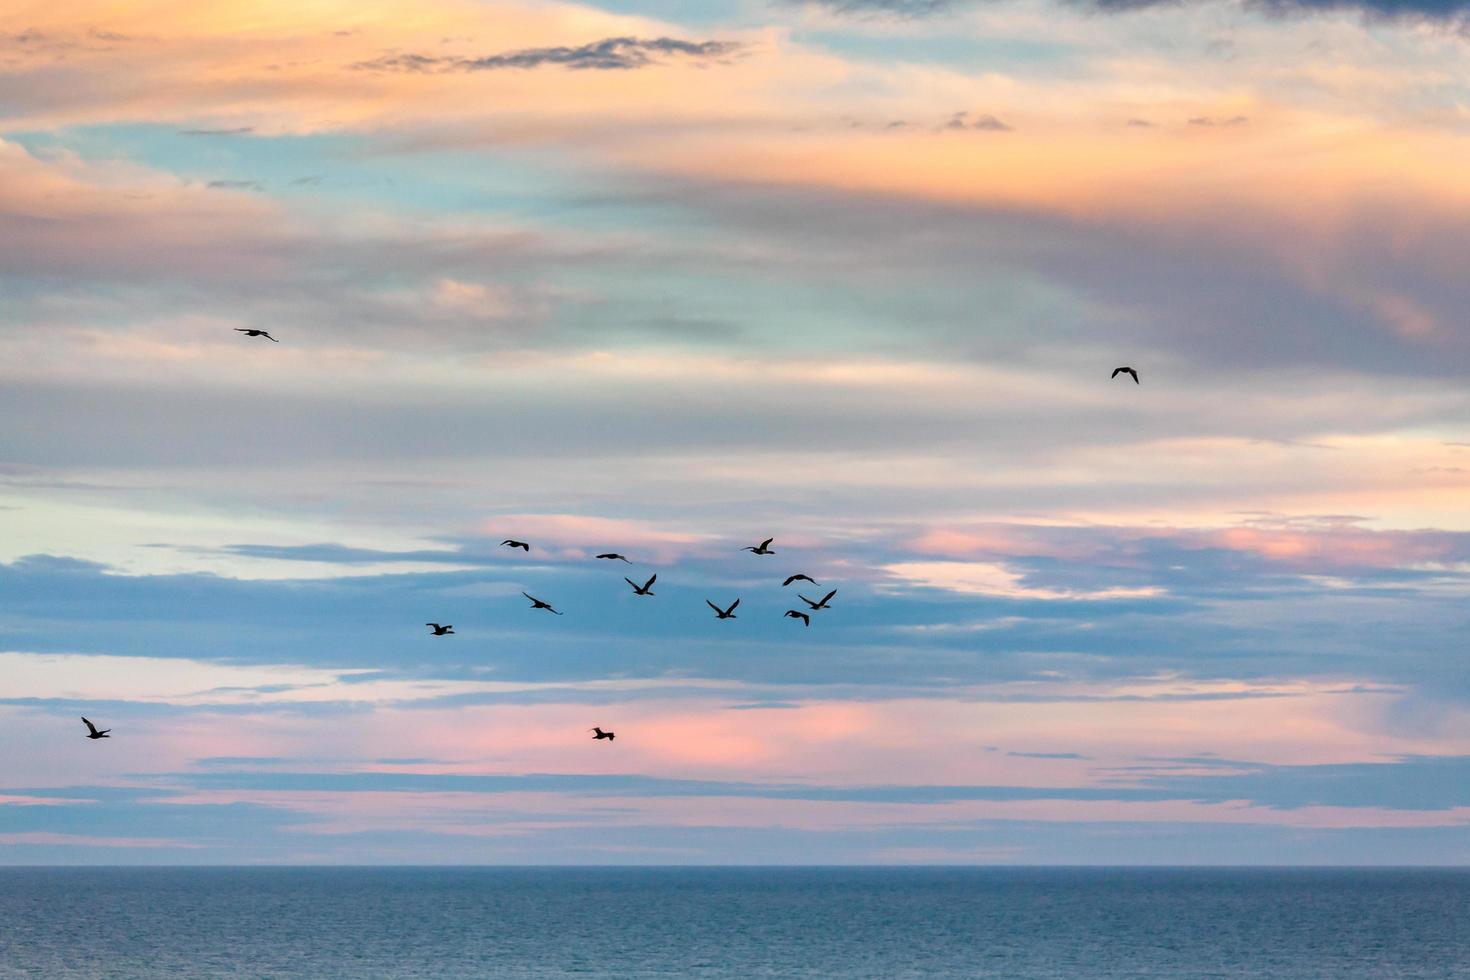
[354,37,741,73]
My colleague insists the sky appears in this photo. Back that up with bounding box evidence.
[2,0,1470,865]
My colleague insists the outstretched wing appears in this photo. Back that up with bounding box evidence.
[644,574,657,590]
[760,538,773,549]
[625,577,638,590]
[706,599,721,614]
[81,717,99,735]
[820,590,837,606]
[728,598,740,613]
[522,592,536,602]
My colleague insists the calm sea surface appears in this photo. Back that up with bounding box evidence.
[0,867,1465,978]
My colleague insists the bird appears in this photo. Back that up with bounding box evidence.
[1111,366,1139,384]
[783,573,818,587]
[589,727,616,741]
[522,592,562,614]
[706,598,740,620]
[625,574,656,596]
[425,622,454,636]
[596,553,631,563]
[502,539,530,551]
[234,328,278,342]
[81,717,110,740]
[784,610,810,627]
[743,537,775,555]
[798,589,837,611]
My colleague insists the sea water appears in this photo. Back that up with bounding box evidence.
[0,867,1464,978]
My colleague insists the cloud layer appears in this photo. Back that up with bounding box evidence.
[1,0,1469,862]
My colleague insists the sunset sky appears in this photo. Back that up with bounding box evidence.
[3,0,1470,864]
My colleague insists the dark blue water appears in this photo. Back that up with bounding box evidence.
[0,867,1464,978]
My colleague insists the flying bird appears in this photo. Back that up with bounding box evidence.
[501,540,530,551]
[81,717,110,740]
[522,592,562,615]
[743,538,775,555]
[706,598,740,620]
[596,553,631,563]
[1111,366,1139,384]
[589,727,616,741]
[234,328,278,342]
[784,610,810,627]
[625,574,657,596]
[783,574,818,587]
[798,589,837,611]
[425,623,454,636]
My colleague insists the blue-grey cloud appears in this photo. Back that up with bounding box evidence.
[179,127,255,136]
[353,37,741,73]
[794,0,1470,21]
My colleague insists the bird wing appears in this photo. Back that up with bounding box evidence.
[644,574,657,589]
[81,717,99,735]
[820,590,837,606]
[798,594,817,608]
[760,538,773,549]
[1130,369,1139,383]
[728,598,740,613]
[624,577,638,590]
[1111,367,1123,377]
[706,599,721,613]
[234,328,249,333]
[522,592,536,602]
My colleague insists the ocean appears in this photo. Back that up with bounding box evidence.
[0,867,1464,978]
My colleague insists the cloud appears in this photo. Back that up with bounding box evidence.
[941,111,1013,132]
[884,561,1164,601]
[1188,115,1250,127]
[178,127,254,136]
[205,179,263,191]
[797,0,1470,21]
[353,37,741,73]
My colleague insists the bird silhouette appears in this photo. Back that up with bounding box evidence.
[596,553,631,563]
[625,574,657,596]
[234,328,278,342]
[522,592,562,614]
[706,598,740,619]
[81,717,110,739]
[783,573,818,587]
[743,537,775,555]
[798,589,837,611]
[589,727,616,741]
[425,623,454,635]
[502,539,530,551]
[1111,366,1139,384]
[784,610,810,627]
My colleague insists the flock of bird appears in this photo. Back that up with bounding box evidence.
[76,329,1142,746]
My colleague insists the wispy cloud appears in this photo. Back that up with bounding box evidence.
[353,36,741,73]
